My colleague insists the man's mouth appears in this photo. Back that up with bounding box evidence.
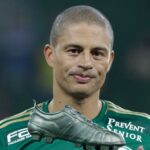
[73,74,92,83]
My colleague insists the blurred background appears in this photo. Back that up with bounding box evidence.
[0,0,150,119]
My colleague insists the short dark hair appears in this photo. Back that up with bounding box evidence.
[50,5,114,49]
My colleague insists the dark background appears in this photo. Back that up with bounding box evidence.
[0,0,150,119]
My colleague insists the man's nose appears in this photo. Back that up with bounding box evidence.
[78,52,93,70]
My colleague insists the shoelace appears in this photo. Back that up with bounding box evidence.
[77,111,98,125]
[65,105,99,128]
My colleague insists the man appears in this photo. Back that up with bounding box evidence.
[0,5,150,150]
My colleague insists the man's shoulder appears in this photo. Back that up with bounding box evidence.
[105,100,150,120]
[0,102,44,148]
[0,106,33,131]
[0,106,32,148]
[104,100,150,150]
[0,101,45,130]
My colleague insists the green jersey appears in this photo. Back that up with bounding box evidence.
[0,100,150,150]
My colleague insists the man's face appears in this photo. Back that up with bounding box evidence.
[46,23,114,98]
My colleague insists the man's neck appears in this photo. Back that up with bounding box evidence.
[48,94,102,120]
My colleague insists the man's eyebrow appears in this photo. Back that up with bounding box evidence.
[92,46,109,51]
[64,44,109,51]
[64,44,83,50]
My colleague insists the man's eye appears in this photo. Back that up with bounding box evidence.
[70,49,79,53]
[67,49,81,55]
[92,51,100,56]
[91,50,104,57]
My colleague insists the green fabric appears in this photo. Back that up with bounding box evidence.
[0,100,150,150]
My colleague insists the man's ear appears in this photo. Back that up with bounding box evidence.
[107,50,115,72]
[44,44,54,67]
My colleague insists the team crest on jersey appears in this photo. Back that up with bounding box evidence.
[7,128,31,145]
